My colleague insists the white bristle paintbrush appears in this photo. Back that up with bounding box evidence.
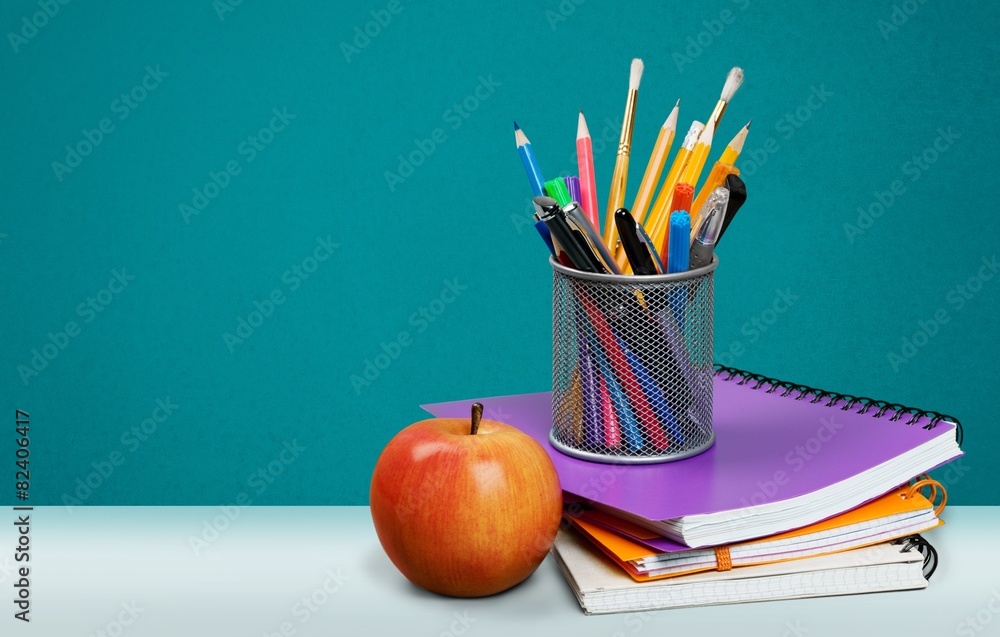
[708,66,744,131]
[602,58,645,249]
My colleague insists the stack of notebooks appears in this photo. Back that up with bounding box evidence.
[423,366,963,614]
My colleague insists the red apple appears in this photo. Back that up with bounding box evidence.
[370,403,562,597]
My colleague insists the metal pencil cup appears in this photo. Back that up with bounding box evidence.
[550,256,717,464]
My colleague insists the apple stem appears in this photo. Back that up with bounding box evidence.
[471,403,483,435]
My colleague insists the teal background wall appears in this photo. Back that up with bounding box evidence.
[1,0,997,506]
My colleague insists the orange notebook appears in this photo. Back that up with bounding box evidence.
[566,479,946,582]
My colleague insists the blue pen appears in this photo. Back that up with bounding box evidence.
[667,211,691,274]
[667,211,691,328]
[620,337,683,446]
[514,121,545,196]
[592,340,644,452]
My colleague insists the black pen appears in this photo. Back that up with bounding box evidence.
[533,196,604,273]
[717,174,747,243]
[614,208,657,275]
[564,202,622,274]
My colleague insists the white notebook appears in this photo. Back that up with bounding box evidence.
[551,527,928,614]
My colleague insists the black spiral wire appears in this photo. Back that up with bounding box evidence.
[713,365,964,447]
[892,535,939,579]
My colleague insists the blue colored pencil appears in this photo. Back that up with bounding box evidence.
[514,121,545,196]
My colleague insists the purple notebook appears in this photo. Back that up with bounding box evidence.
[422,368,962,542]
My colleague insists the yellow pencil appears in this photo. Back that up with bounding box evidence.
[691,161,739,232]
[602,58,645,252]
[615,101,679,272]
[689,122,749,230]
[643,120,704,253]
[678,118,715,190]
[719,120,751,166]
[630,100,680,225]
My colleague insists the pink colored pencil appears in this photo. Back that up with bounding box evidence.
[577,290,669,450]
[576,111,600,228]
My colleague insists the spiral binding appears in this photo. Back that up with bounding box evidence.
[892,535,939,579]
[713,365,964,447]
[905,475,947,516]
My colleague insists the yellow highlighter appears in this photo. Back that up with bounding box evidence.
[643,120,704,255]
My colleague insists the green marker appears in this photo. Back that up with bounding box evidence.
[544,177,572,207]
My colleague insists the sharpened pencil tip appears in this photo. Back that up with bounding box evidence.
[513,121,520,131]
[663,101,680,129]
[577,111,590,140]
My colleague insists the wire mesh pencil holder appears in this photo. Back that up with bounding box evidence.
[550,256,717,464]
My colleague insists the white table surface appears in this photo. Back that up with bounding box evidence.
[2,506,998,636]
